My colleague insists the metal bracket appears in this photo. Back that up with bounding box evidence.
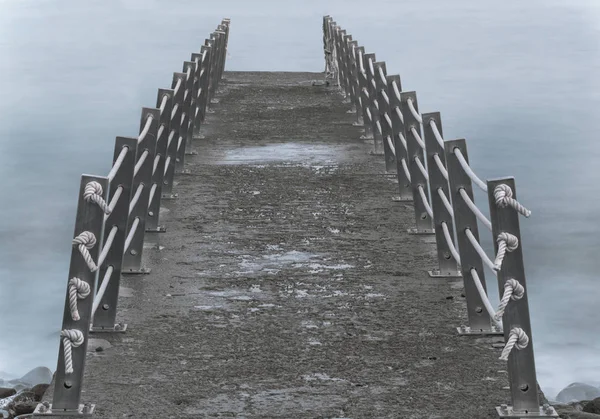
[90,323,128,333]
[145,226,167,233]
[496,405,558,418]
[122,267,152,275]
[33,403,95,416]
[392,196,413,202]
[407,228,435,235]
[456,324,503,336]
[428,269,463,279]
[161,193,178,200]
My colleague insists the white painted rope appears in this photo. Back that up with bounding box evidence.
[459,188,492,231]
[365,107,372,122]
[470,268,502,329]
[177,136,184,152]
[453,148,488,192]
[494,184,531,217]
[107,146,129,183]
[391,80,402,103]
[159,95,168,116]
[68,277,90,321]
[429,119,445,148]
[465,228,496,273]
[61,329,84,374]
[123,217,140,254]
[414,156,429,181]
[173,78,182,96]
[153,154,161,176]
[73,231,98,272]
[368,57,375,77]
[148,183,158,209]
[441,222,460,264]
[399,132,408,151]
[418,185,433,219]
[104,186,124,223]
[386,136,396,156]
[384,113,393,130]
[83,181,110,215]
[377,66,386,83]
[134,149,149,177]
[138,115,153,144]
[437,188,454,218]
[381,90,390,106]
[407,98,423,123]
[97,225,118,268]
[371,79,377,91]
[394,105,404,125]
[432,154,448,181]
[375,120,382,135]
[92,266,114,317]
[494,232,519,271]
[129,184,144,216]
[494,278,525,321]
[401,158,412,183]
[171,103,179,121]
[410,126,426,149]
[164,156,171,176]
[499,327,529,361]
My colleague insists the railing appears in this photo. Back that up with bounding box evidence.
[323,15,558,419]
[31,19,230,417]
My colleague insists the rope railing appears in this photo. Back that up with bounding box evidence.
[325,16,551,417]
[38,19,231,416]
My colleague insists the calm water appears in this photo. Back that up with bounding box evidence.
[1,0,599,399]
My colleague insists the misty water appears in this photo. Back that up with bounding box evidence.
[1,0,599,400]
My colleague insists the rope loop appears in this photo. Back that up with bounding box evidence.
[494,278,525,320]
[83,181,111,215]
[493,184,531,217]
[68,277,91,321]
[73,232,98,272]
[493,232,519,271]
[499,327,529,361]
[61,329,85,374]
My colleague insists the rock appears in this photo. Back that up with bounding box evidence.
[0,409,8,419]
[30,384,49,402]
[557,383,600,403]
[18,367,52,387]
[13,392,35,403]
[12,400,37,415]
[584,398,600,414]
[0,388,15,399]
[555,401,600,418]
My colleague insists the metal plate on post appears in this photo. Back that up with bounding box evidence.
[456,324,503,336]
[90,137,137,333]
[496,405,558,418]
[387,75,412,202]
[33,402,95,416]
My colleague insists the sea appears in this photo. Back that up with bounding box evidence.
[1,0,599,400]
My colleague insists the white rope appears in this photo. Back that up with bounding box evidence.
[138,115,153,144]
[407,98,422,123]
[391,80,401,102]
[123,217,140,254]
[459,188,492,231]
[177,136,183,152]
[68,277,90,321]
[429,119,445,148]
[470,268,502,328]
[104,186,123,222]
[377,66,386,83]
[494,278,525,321]
[186,66,192,80]
[107,146,129,183]
[83,181,110,215]
[394,106,404,125]
[410,126,426,149]
[499,327,529,361]
[401,158,411,183]
[362,87,369,99]
[157,124,165,143]
[173,78,182,96]
[73,232,98,272]
[399,132,408,151]
[494,232,519,271]
[167,130,175,148]
[164,156,171,176]
[358,50,365,73]
[432,154,448,180]
[129,184,144,215]
[386,136,396,156]
[171,103,179,121]
[181,112,186,126]
[368,57,374,77]
[384,113,393,130]
[133,150,149,177]
[417,185,433,219]
[371,79,377,91]
[148,183,158,209]
[195,107,200,118]
[96,225,118,268]
[61,329,84,374]
[414,156,429,181]
[441,222,460,264]
[453,148,487,192]
[159,95,168,116]
[92,265,114,317]
[381,90,390,106]
[365,107,372,122]
[464,228,496,273]
[153,154,161,176]
[184,89,189,102]
[373,98,379,111]
[437,188,454,218]
[494,184,531,217]
[375,120,382,135]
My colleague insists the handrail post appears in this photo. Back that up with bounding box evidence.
[122,108,160,274]
[348,41,362,126]
[90,137,137,333]
[374,61,395,172]
[333,27,346,96]
[355,46,371,137]
[173,71,190,174]
[197,45,213,126]
[33,175,108,416]
[364,53,383,155]
[323,16,334,77]
[387,75,412,202]
[400,91,434,234]
[191,52,204,135]
[145,89,173,235]
[422,113,461,278]
[220,19,230,78]
[487,178,557,418]
[445,139,500,335]
[214,30,227,89]
[182,60,198,157]
[341,34,354,104]
[204,38,216,111]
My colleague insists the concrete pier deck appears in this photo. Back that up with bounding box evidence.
[45,72,522,418]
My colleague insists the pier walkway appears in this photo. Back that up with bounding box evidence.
[43,72,521,418]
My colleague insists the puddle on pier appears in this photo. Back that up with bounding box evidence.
[219,142,347,165]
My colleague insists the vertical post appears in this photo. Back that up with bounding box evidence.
[191,52,204,135]
[204,38,215,109]
[400,91,434,234]
[220,18,230,76]
[41,175,108,415]
[172,72,189,174]
[348,41,362,125]
[356,47,372,139]
[182,60,197,157]
[214,30,227,90]
[90,137,137,333]
[122,108,160,274]
[364,53,383,154]
[422,113,461,278]
[333,27,346,95]
[387,75,412,202]
[146,89,173,233]
[323,16,332,75]
[341,34,353,103]
[162,73,185,200]
[487,178,554,417]
[197,45,212,125]
[374,62,395,172]
[445,139,499,335]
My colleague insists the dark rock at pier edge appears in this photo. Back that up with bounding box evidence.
[584,398,600,414]
[0,389,15,400]
[557,383,600,403]
[29,384,48,402]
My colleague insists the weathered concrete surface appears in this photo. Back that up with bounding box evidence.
[45,72,530,418]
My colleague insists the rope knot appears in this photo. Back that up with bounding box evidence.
[83,181,111,215]
[61,329,85,374]
[73,231,97,249]
[499,327,529,361]
[494,279,525,320]
[68,277,91,321]
[494,232,519,271]
[493,184,531,217]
